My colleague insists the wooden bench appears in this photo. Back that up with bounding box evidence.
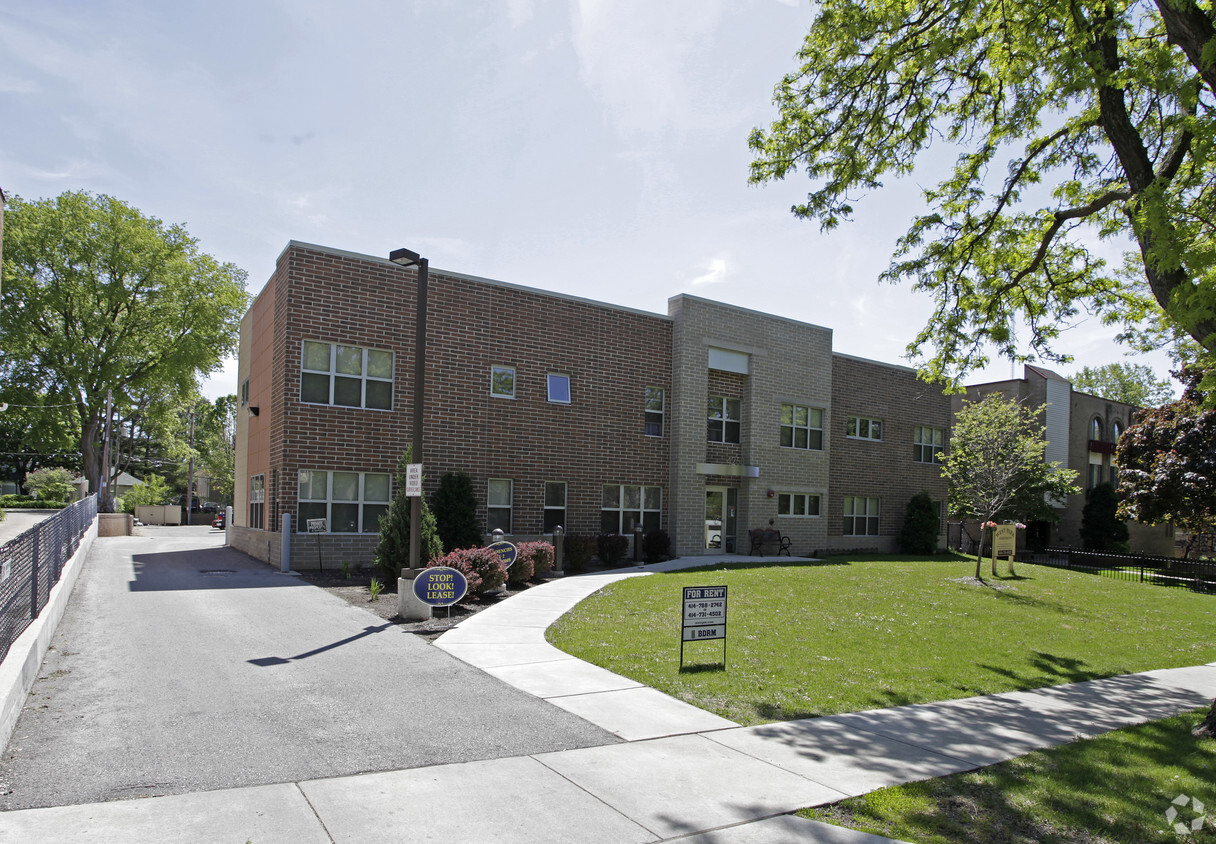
[749,528,791,557]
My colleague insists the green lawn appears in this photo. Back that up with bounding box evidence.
[545,556,1216,726]
[801,709,1216,844]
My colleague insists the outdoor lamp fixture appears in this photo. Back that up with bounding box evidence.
[389,246,429,576]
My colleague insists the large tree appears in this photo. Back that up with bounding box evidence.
[1116,372,1216,556]
[1069,362,1175,406]
[943,395,1079,578]
[749,0,1216,386]
[0,191,248,509]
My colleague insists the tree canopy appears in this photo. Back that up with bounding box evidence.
[0,191,248,509]
[943,394,1079,577]
[1069,362,1175,406]
[750,0,1216,386]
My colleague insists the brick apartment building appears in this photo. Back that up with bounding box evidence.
[232,241,953,567]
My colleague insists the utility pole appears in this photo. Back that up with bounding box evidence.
[187,409,196,524]
[100,389,113,512]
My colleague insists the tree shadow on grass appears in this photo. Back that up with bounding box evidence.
[975,651,1104,688]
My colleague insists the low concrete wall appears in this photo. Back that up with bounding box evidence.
[98,513,133,536]
[0,517,98,751]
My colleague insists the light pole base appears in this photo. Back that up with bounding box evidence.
[397,576,432,621]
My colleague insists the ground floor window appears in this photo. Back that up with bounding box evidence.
[843,495,880,536]
[488,478,513,533]
[249,474,265,529]
[297,470,390,533]
[777,492,820,517]
[601,484,661,534]
[543,481,567,533]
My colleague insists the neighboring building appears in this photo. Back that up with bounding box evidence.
[232,241,952,568]
[962,365,1174,555]
[71,471,141,502]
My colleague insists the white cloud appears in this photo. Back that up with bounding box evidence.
[684,255,731,288]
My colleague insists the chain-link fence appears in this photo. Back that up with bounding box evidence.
[0,496,98,663]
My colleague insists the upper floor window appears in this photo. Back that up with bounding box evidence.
[913,426,945,463]
[847,416,882,441]
[1090,417,1104,441]
[301,341,393,410]
[491,366,516,398]
[780,404,824,450]
[645,387,665,437]
[297,470,390,533]
[1112,420,1123,442]
[240,378,250,406]
[547,373,571,403]
[708,396,741,444]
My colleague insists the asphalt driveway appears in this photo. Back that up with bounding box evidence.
[0,526,617,810]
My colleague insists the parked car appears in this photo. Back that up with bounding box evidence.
[202,501,219,513]
[211,513,225,529]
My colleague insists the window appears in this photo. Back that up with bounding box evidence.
[547,373,571,404]
[544,481,567,533]
[240,378,250,406]
[1090,417,1104,441]
[1112,421,1123,442]
[843,496,879,536]
[645,387,665,437]
[601,484,662,534]
[780,404,824,450]
[847,417,882,441]
[488,478,513,533]
[300,341,393,410]
[1088,464,1104,490]
[296,470,390,533]
[913,426,945,463]
[777,493,820,517]
[491,366,516,398]
[249,474,265,529]
[708,397,741,444]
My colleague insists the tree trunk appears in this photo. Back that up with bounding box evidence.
[975,529,986,580]
[1195,699,1216,738]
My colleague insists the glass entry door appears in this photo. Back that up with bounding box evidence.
[704,486,738,551]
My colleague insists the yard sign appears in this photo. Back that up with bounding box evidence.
[680,585,727,667]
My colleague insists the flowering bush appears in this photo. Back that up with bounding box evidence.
[427,547,507,600]
[506,550,534,584]
[517,541,555,576]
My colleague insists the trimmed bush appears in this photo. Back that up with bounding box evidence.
[428,546,507,599]
[1081,482,1130,552]
[431,471,483,552]
[643,529,671,563]
[898,491,940,554]
[375,448,442,582]
[563,533,596,572]
[597,533,629,566]
[506,551,534,585]
[0,497,68,510]
[518,541,555,576]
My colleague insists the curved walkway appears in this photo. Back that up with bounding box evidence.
[2,554,1214,843]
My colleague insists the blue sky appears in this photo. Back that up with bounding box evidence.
[0,0,1171,400]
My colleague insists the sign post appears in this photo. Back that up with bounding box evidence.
[307,518,326,571]
[680,585,728,668]
[993,523,1018,575]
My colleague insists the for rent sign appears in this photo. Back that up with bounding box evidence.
[680,585,728,667]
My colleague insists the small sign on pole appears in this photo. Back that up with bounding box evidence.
[680,585,727,668]
[306,518,326,571]
[405,463,423,497]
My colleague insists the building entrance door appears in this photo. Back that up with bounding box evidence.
[704,486,738,552]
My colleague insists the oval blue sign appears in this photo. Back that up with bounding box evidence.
[488,540,518,569]
[413,566,468,607]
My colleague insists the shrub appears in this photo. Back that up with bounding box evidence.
[563,533,596,571]
[899,491,940,554]
[643,529,671,563]
[428,546,507,599]
[24,467,74,501]
[518,541,555,576]
[430,471,483,552]
[120,474,171,513]
[506,551,534,585]
[1081,482,1129,552]
[375,448,443,581]
[596,533,629,566]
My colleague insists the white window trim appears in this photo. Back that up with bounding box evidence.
[777,492,821,518]
[296,470,391,534]
[488,478,513,534]
[843,495,880,536]
[490,366,516,399]
[708,396,741,444]
[547,372,571,404]
[300,341,394,410]
[645,386,665,438]
[781,403,825,450]
[847,416,883,441]
[544,481,567,533]
[913,426,945,463]
[601,484,663,534]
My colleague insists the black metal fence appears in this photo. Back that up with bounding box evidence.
[0,496,98,663]
[1017,547,1216,593]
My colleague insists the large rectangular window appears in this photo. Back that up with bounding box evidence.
[780,404,824,450]
[645,387,665,437]
[777,492,820,517]
[249,474,265,529]
[601,484,662,534]
[300,341,393,410]
[707,397,741,444]
[544,481,567,533]
[297,470,391,533]
[488,478,513,533]
[913,426,945,463]
[847,416,882,441]
[843,496,880,536]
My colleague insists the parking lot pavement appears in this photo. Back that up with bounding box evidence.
[0,527,618,810]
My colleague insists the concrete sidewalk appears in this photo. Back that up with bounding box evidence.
[1,556,1214,842]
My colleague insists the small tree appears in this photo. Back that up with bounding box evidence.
[898,491,940,555]
[24,466,74,501]
[374,448,442,581]
[119,474,171,513]
[943,395,1079,579]
[1080,483,1130,553]
[430,471,483,552]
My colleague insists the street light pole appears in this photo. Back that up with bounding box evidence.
[388,247,428,576]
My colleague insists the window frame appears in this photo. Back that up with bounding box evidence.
[777,492,821,517]
[707,396,741,444]
[295,469,391,534]
[843,495,880,536]
[490,366,516,399]
[249,474,265,529]
[847,416,883,441]
[299,341,394,410]
[601,484,662,534]
[645,386,665,437]
[780,403,824,450]
[547,372,571,404]
[487,478,513,534]
[543,481,567,533]
[913,426,945,463]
